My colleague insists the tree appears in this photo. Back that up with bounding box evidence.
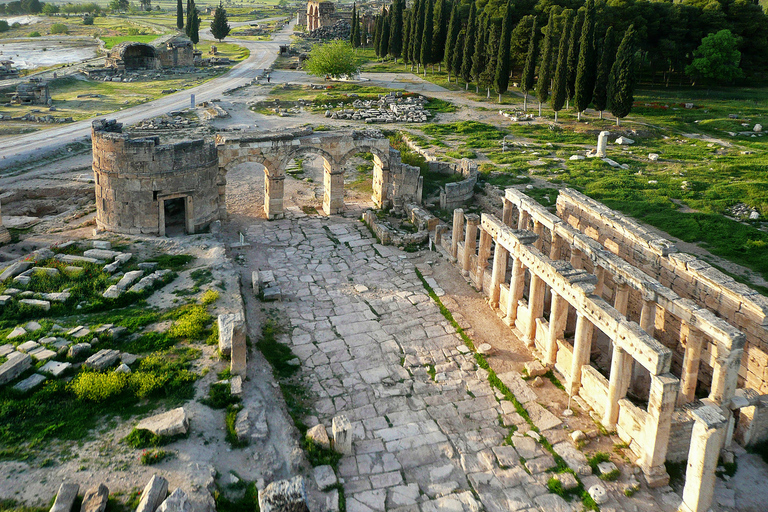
[186,0,200,45]
[685,29,744,84]
[432,0,448,72]
[305,40,361,79]
[451,29,465,84]
[401,9,411,64]
[461,3,477,89]
[592,26,614,119]
[140,0,151,11]
[380,15,390,57]
[109,0,129,12]
[471,13,488,93]
[552,12,573,122]
[176,0,183,30]
[609,24,636,125]
[350,3,358,46]
[42,3,59,14]
[420,0,433,74]
[573,0,596,120]
[509,15,534,78]
[536,9,557,116]
[361,17,368,46]
[494,0,514,103]
[413,0,426,71]
[373,10,383,55]
[389,0,403,62]
[520,17,538,111]
[210,2,230,42]
[444,2,460,81]
[565,9,582,109]
[480,18,499,98]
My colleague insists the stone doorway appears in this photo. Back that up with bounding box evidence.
[158,195,194,237]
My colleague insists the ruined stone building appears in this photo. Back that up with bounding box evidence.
[11,80,49,105]
[105,35,195,72]
[305,1,337,31]
[440,187,768,512]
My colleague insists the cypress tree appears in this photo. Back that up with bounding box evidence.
[609,24,636,126]
[551,12,573,122]
[480,19,499,98]
[471,13,488,93]
[389,0,403,62]
[407,0,420,69]
[401,9,410,65]
[354,11,362,47]
[461,3,477,89]
[444,2,460,81]
[210,1,230,42]
[565,9,582,108]
[380,15,390,57]
[185,0,192,37]
[494,0,514,103]
[373,13,382,55]
[536,9,557,116]
[176,0,183,30]
[420,0,433,74]
[573,0,596,120]
[413,0,426,72]
[592,26,614,119]
[520,17,537,111]
[432,0,448,72]
[361,16,368,46]
[451,29,465,84]
[350,3,357,46]
[188,2,200,45]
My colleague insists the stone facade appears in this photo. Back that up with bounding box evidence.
[306,1,336,31]
[439,187,768,512]
[427,159,477,211]
[11,80,49,105]
[216,128,422,219]
[105,36,194,71]
[92,119,221,235]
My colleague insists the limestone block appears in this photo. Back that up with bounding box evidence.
[57,254,99,264]
[313,465,337,490]
[306,423,331,450]
[116,270,143,290]
[524,360,548,378]
[29,347,57,362]
[587,484,608,504]
[6,326,26,339]
[17,340,40,353]
[13,373,46,392]
[63,266,84,277]
[230,375,243,397]
[156,489,191,512]
[136,475,169,512]
[0,344,12,357]
[252,271,260,296]
[258,476,309,512]
[93,241,111,250]
[136,407,189,437]
[103,285,121,298]
[332,415,353,454]
[80,484,109,512]
[19,299,51,311]
[50,482,79,512]
[68,343,92,359]
[217,314,244,358]
[0,352,32,385]
[84,349,120,370]
[0,261,31,282]
[40,360,72,377]
[83,249,120,261]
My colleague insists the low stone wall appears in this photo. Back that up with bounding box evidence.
[431,159,478,211]
[362,210,429,247]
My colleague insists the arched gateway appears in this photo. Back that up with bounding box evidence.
[216,128,422,219]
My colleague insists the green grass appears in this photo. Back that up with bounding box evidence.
[100,34,162,49]
[201,382,241,409]
[214,481,260,512]
[225,404,247,448]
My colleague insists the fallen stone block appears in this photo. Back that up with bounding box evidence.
[13,373,46,392]
[252,271,260,296]
[217,313,244,357]
[588,484,608,505]
[0,344,12,357]
[116,270,143,290]
[19,299,51,311]
[25,319,42,330]
[313,465,337,489]
[332,415,353,454]
[136,475,169,512]
[0,295,10,306]
[0,352,32,385]
[68,343,91,359]
[524,360,548,378]
[50,482,80,512]
[84,349,120,370]
[262,287,282,302]
[6,326,26,339]
[258,476,309,512]
[115,253,132,264]
[17,340,40,353]
[41,292,71,302]
[56,254,100,264]
[136,407,189,437]
[93,241,111,250]
[83,249,121,260]
[103,261,120,274]
[80,484,109,512]
[234,409,252,443]
[230,375,243,397]
[63,266,84,277]
[157,489,191,512]
[29,347,57,362]
[306,423,330,450]
[102,285,121,299]
[13,275,30,285]
[40,360,72,377]
[0,261,32,282]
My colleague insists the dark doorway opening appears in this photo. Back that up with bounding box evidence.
[164,197,186,237]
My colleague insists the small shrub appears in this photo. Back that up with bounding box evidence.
[140,449,170,465]
[201,290,219,305]
[303,437,342,468]
[122,332,176,353]
[225,405,247,448]
[69,371,128,402]
[28,31,41,37]
[125,428,162,448]
[0,21,9,32]
[50,23,69,34]
[151,254,194,270]
[83,16,94,25]
[201,382,240,409]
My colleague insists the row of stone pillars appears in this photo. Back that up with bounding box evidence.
[263,162,354,219]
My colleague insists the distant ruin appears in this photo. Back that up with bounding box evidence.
[305,0,336,31]
[105,35,195,72]
[11,79,50,105]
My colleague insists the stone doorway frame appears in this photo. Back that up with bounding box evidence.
[158,193,194,236]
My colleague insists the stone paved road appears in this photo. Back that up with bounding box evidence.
[243,209,680,512]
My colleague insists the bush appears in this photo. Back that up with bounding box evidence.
[167,304,211,339]
[201,382,240,409]
[69,371,128,402]
[125,428,162,448]
[140,449,170,465]
[0,21,9,33]
[201,289,219,306]
[83,16,94,25]
[50,23,69,34]
[28,31,41,37]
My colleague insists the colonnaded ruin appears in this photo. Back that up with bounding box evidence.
[437,187,768,512]
[305,1,337,31]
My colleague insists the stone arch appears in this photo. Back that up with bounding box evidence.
[122,43,156,69]
[337,144,391,208]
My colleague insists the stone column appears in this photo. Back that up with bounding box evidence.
[613,282,630,318]
[594,266,605,299]
[604,345,633,428]
[678,326,704,406]
[475,228,492,291]
[526,274,546,347]
[596,130,609,157]
[549,233,562,260]
[631,298,657,398]
[462,214,480,276]
[451,208,464,260]
[323,160,344,215]
[640,299,657,335]
[158,199,166,237]
[570,248,582,270]
[489,243,509,308]
[0,200,10,244]
[434,225,448,245]
[517,209,529,231]
[185,196,195,234]
[502,198,514,226]
[568,313,594,396]
[546,292,568,365]
[532,220,544,251]
[642,373,679,487]
[372,160,389,207]
[679,406,728,512]
[709,345,744,406]
[504,259,525,325]
[264,172,285,220]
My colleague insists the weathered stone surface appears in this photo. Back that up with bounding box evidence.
[314,465,337,489]
[80,484,109,512]
[29,347,57,362]
[553,441,591,475]
[19,299,51,310]
[230,375,243,397]
[258,476,309,512]
[156,488,191,512]
[50,482,79,512]
[0,261,31,282]
[588,484,608,504]
[524,360,547,377]
[496,372,538,404]
[136,475,169,512]
[136,407,189,437]
[93,241,112,250]
[306,423,331,450]
[525,454,556,473]
[7,326,26,339]
[217,313,243,357]
[83,249,121,260]
[0,344,13,357]
[17,340,40,353]
[84,349,120,370]
[40,360,72,377]
[332,415,353,454]
[525,402,562,430]
[68,343,92,358]
[13,373,46,392]
[0,352,32,385]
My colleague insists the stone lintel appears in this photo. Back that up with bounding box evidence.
[614,320,672,375]
[688,404,727,429]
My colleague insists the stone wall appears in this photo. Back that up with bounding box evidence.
[556,189,768,395]
[92,119,221,235]
[428,159,478,211]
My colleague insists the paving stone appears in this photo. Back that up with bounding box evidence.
[20,299,51,310]
[512,437,542,459]
[68,342,91,358]
[6,326,26,339]
[496,372,538,404]
[0,344,13,357]
[84,349,120,370]
[0,352,32,385]
[29,347,56,362]
[524,454,556,474]
[314,465,337,489]
[533,493,576,512]
[40,360,72,377]
[136,407,189,437]
[80,484,109,512]
[491,445,519,468]
[13,373,46,392]
[525,402,562,431]
[50,482,80,512]
[258,476,308,512]
[552,441,591,475]
[17,340,40,353]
